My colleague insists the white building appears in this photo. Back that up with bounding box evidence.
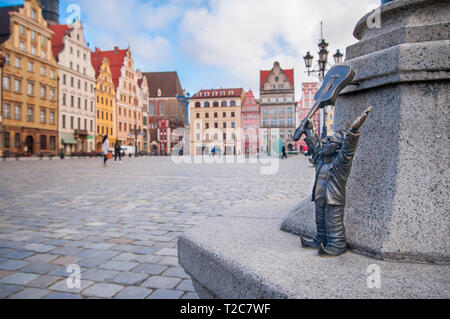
[50,20,96,153]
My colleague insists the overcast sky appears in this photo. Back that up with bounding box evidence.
[2,0,380,97]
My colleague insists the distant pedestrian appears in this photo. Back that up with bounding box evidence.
[114,140,122,163]
[282,146,288,159]
[102,135,109,167]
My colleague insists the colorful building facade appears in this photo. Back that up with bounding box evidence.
[189,88,246,156]
[144,72,186,155]
[260,61,296,154]
[91,55,116,152]
[241,90,260,155]
[92,47,143,152]
[0,0,59,156]
[50,20,96,154]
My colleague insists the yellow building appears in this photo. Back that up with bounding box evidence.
[0,0,59,156]
[91,56,116,152]
[189,88,246,155]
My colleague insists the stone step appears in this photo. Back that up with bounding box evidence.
[178,201,449,299]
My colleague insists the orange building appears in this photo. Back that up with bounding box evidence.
[0,0,59,156]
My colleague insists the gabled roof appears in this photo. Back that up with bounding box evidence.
[143,72,183,98]
[0,5,21,44]
[260,68,294,89]
[191,88,244,100]
[91,47,128,89]
[243,90,258,106]
[49,24,72,60]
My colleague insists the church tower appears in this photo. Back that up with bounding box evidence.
[40,0,59,25]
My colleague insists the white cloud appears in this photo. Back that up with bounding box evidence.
[180,0,379,96]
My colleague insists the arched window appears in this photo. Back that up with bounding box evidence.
[221,101,227,107]
[204,102,210,107]
[213,101,219,107]
[230,100,236,107]
[195,102,201,108]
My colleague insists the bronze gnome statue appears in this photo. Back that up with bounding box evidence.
[301,107,372,256]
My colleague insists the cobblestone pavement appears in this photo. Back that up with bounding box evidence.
[0,156,315,299]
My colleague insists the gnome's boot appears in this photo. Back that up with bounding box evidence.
[301,202,327,249]
[319,205,347,257]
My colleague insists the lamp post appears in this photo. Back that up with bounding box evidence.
[303,22,344,139]
[0,52,6,156]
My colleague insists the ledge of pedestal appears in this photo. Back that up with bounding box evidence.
[178,201,450,299]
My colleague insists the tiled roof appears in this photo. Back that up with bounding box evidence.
[143,72,183,98]
[91,47,128,89]
[191,88,243,99]
[0,5,21,44]
[49,24,72,60]
[260,68,294,89]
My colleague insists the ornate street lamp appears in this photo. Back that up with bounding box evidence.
[333,49,344,64]
[302,23,344,138]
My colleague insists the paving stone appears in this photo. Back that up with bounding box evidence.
[114,286,152,299]
[82,283,123,298]
[130,246,158,255]
[24,244,56,253]
[99,261,138,272]
[27,275,61,289]
[176,280,195,292]
[0,260,29,271]
[112,252,138,261]
[162,267,191,279]
[84,243,116,250]
[20,263,59,275]
[146,289,184,299]
[47,266,75,277]
[91,250,120,259]
[141,276,181,289]
[82,269,118,282]
[8,288,49,299]
[25,254,58,264]
[43,292,82,299]
[112,272,148,285]
[106,238,134,245]
[134,255,163,264]
[181,292,200,299]
[158,256,179,267]
[0,249,35,260]
[0,270,15,279]
[0,284,23,298]
[155,248,178,256]
[0,273,38,285]
[51,256,79,266]
[48,279,94,294]
[77,258,107,268]
[123,233,151,241]
[134,264,167,275]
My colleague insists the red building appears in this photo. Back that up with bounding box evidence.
[296,82,320,153]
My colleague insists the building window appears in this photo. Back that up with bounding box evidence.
[223,112,226,118]
[223,122,227,129]
[14,133,20,149]
[31,46,36,56]
[14,79,21,92]
[19,25,25,35]
[62,114,66,128]
[213,101,219,107]
[4,132,10,149]
[31,9,36,20]
[50,70,55,79]
[15,57,21,68]
[279,118,285,126]
[231,112,235,118]
[40,135,47,150]
[40,66,45,76]
[214,123,218,129]
[50,111,55,125]
[196,113,200,119]
[204,102,210,108]
[90,120,93,132]
[5,54,10,65]
[40,109,46,124]
[70,116,74,129]
[3,76,10,90]
[279,108,284,115]
[78,118,81,129]
[221,101,227,107]
[14,105,21,120]
[263,118,268,126]
[20,41,25,51]
[28,82,34,95]
[231,122,235,128]
[50,89,55,100]
[41,50,46,59]
[287,118,293,126]
[49,136,56,150]
[40,85,46,99]
[3,103,11,119]
[230,101,236,107]
[27,106,34,122]
[271,118,276,126]
[28,62,33,72]
[41,36,46,45]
